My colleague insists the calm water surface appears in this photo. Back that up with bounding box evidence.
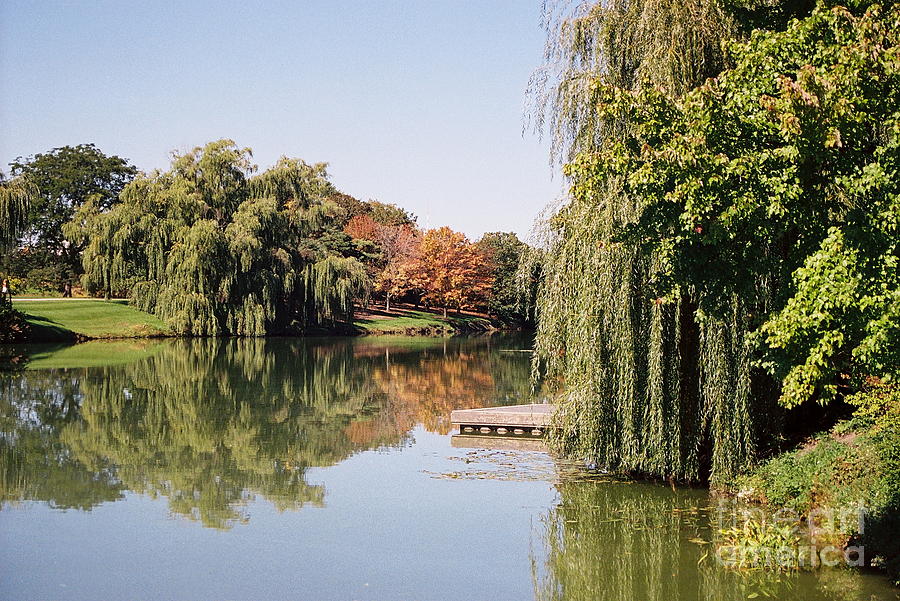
[1,336,896,601]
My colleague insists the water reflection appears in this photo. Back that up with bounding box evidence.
[532,480,896,601]
[1,336,536,529]
[2,336,897,600]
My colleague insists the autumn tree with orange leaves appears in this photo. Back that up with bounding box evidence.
[344,214,421,311]
[374,225,420,311]
[406,227,492,317]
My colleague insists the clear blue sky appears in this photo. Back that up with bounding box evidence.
[0,0,563,240]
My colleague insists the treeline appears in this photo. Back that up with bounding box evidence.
[0,140,533,336]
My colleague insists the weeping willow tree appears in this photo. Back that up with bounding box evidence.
[530,0,896,484]
[527,0,736,161]
[528,0,773,483]
[528,0,751,482]
[0,175,38,250]
[80,140,369,335]
[0,175,39,342]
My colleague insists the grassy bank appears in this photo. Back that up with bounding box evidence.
[13,299,171,341]
[730,382,900,582]
[11,299,501,342]
[352,305,497,335]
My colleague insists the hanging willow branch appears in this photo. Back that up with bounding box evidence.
[527,0,736,162]
[0,176,38,250]
[526,0,766,483]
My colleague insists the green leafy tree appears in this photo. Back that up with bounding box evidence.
[477,231,533,325]
[580,3,899,407]
[0,174,37,250]
[80,140,369,335]
[330,192,415,228]
[8,144,137,287]
[0,175,38,341]
[529,0,748,483]
[367,200,416,227]
[531,0,898,483]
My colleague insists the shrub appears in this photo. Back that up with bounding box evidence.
[734,381,900,582]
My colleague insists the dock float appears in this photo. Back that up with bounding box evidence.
[451,434,548,451]
[450,404,554,437]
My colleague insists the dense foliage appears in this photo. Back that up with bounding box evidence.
[7,144,136,290]
[344,212,421,311]
[404,227,494,318]
[476,232,533,324]
[79,140,369,335]
[0,175,37,251]
[530,0,899,482]
[735,379,900,581]
[0,302,30,344]
[531,0,749,483]
[0,175,38,342]
[5,137,530,332]
[597,3,900,408]
[344,219,506,318]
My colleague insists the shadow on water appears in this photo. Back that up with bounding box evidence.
[0,335,539,529]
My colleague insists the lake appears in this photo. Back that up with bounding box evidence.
[1,336,896,600]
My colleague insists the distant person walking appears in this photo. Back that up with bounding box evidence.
[1,278,10,303]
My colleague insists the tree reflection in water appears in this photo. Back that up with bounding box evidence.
[1,336,536,528]
[532,479,893,601]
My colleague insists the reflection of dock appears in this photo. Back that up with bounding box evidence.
[450,404,554,437]
[451,434,548,451]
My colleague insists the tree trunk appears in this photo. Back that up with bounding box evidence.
[443,306,448,318]
[385,293,391,312]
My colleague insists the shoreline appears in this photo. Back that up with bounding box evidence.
[10,298,521,344]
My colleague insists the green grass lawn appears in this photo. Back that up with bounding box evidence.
[11,299,493,341]
[13,299,170,340]
[353,308,494,334]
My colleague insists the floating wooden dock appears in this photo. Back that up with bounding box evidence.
[450,404,554,437]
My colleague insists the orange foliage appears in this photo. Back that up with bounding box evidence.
[343,214,379,241]
[374,226,421,305]
[344,220,494,314]
[405,227,493,314]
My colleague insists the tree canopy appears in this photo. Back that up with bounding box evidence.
[80,140,369,335]
[529,0,898,483]
[588,2,900,407]
[0,175,38,251]
[405,227,493,318]
[477,231,533,324]
[9,144,136,283]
